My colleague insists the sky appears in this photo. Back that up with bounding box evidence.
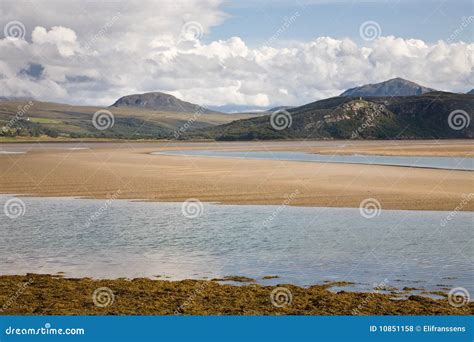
[0,0,472,110]
[212,0,473,46]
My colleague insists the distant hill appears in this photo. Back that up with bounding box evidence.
[467,89,474,95]
[234,106,296,116]
[0,96,34,102]
[268,106,295,112]
[341,78,436,97]
[110,92,216,113]
[208,104,269,113]
[190,92,473,140]
[0,100,259,139]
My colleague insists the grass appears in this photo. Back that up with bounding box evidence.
[0,274,471,315]
[28,118,62,124]
[0,100,262,139]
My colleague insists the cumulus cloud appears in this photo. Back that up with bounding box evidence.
[0,0,472,107]
[32,26,78,57]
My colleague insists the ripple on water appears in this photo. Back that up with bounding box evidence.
[0,195,472,296]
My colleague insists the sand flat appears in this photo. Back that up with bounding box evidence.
[0,140,472,211]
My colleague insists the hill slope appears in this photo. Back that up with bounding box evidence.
[110,92,215,113]
[0,100,259,139]
[341,78,436,97]
[190,92,473,140]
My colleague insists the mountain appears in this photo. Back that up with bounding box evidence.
[189,92,473,140]
[232,106,296,116]
[0,96,34,102]
[0,100,259,139]
[268,106,295,112]
[340,78,436,97]
[207,104,268,113]
[110,92,216,113]
[467,89,474,95]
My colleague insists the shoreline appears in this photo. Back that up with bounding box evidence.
[1,139,473,157]
[152,151,473,172]
[1,274,471,315]
[1,192,472,214]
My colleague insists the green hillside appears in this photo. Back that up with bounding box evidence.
[187,92,473,140]
[0,101,259,139]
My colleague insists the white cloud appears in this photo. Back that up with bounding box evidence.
[32,26,78,57]
[0,0,472,107]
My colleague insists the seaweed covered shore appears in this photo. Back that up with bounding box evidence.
[0,275,471,315]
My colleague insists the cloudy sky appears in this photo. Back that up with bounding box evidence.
[0,0,472,110]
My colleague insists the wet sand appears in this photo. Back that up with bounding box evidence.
[1,142,472,315]
[0,140,472,211]
[1,275,471,315]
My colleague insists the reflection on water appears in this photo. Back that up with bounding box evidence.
[0,195,472,295]
[153,150,474,171]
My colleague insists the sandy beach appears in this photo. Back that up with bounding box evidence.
[0,140,472,211]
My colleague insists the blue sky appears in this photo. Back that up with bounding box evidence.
[1,0,472,107]
[207,0,473,46]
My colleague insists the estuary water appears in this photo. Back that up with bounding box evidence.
[152,150,474,171]
[1,195,472,295]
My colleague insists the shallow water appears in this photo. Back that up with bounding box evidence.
[153,150,474,171]
[1,195,472,295]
